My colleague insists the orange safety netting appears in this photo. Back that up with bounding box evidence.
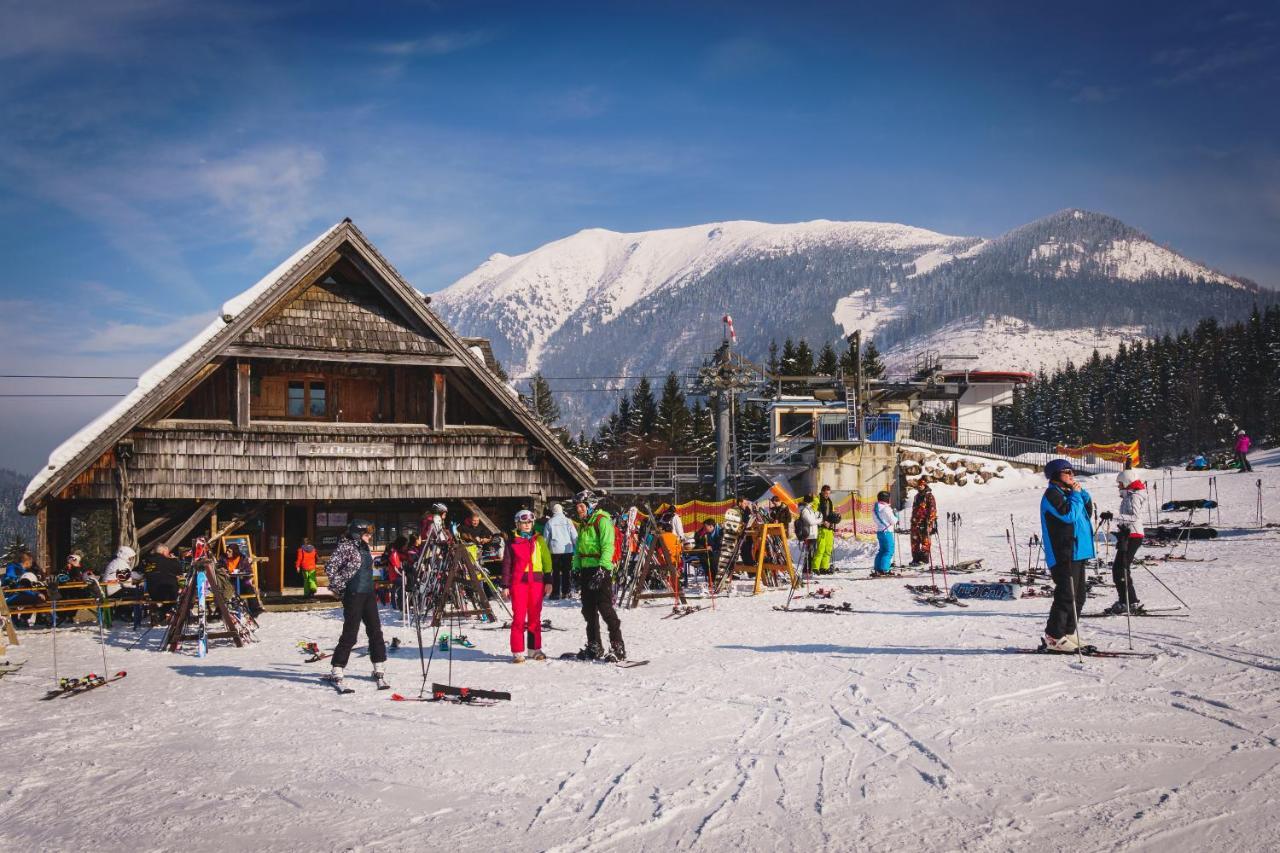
[673,496,876,542]
[1054,440,1140,466]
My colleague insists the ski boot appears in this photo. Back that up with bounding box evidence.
[512,653,527,664]
[529,649,547,662]
[372,662,390,690]
[601,641,627,663]
[575,643,603,661]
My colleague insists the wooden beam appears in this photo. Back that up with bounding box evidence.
[35,505,51,570]
[136,508,182,543]
[235,360,251,429]
[161,500,219,551]
[224,344,462,367]
[432,372,447,430]
[461,499,501,536]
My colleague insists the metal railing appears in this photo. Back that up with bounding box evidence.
[906,421,1122,473]
[592,457,712,494]
[816,414,904,445]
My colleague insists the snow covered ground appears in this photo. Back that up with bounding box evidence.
[4,451,1280,852]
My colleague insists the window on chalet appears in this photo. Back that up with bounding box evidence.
[287,380,327,419]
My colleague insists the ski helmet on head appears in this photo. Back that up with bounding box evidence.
[347,520,374,538]
[1044,459,1075,481]
[514,509,535,524]
[431,502,447,515]
[876,490,891,502]
[573,489,597,511]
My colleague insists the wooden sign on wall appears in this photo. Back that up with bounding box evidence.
[296,442,395,458]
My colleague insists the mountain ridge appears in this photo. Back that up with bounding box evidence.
[434,209,1270,431]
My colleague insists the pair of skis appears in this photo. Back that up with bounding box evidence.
[661,605,703,619]
[557,652,649,668]
[392,683,512,706]
[42,670,127,699]
[1011,644,1155,660]
[773,602,854,615]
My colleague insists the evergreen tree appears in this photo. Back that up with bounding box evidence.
[519,372,561,429]
[794,340,815,376]
[816,342,839,376]
[862,338,886,379]
[655,372,692,453]
[629,376,658,436]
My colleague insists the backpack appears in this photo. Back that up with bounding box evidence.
[793,514,809,540]
[595,513,623,566]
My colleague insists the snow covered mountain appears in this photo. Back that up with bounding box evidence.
[434,210,1269,428]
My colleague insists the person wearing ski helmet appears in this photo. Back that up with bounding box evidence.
[909,477,938,567]
[326,521,389,692]
[501,509,553,662]
[1039,459,1095,652]
[1106,470,1147,614]
[872,490,897,575]
[571,490,626,661]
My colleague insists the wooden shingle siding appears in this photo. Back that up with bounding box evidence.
[240,271,447,356]
[58,425,570,501]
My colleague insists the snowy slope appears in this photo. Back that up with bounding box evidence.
[4,449,1279,851]
[880,315,1149,376]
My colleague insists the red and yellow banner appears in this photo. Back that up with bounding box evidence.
[1054,440,1140,466]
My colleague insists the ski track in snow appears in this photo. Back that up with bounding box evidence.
[4,452,1280,851]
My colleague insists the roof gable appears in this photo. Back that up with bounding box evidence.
[239,256,448,355]
[21,219,591,511]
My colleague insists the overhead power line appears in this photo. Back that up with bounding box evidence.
[0,374,137,380]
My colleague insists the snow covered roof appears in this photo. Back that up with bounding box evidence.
[21,219,592,513]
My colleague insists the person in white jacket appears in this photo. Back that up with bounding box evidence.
[873,491,898,575]
[798,497,821,575]
[1106,471,1147,614]
[543,503,578,599]
[99,545,136,596]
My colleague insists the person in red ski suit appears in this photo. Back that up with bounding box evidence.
[501,509,553,662]
[910,477,938,566]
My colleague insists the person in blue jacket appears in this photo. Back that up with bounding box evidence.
[1039,459,1095,652]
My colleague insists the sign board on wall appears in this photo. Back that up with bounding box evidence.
[297,442,395,458]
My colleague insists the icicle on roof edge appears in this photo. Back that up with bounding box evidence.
[19,222,344,513]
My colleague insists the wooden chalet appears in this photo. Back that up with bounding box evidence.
[20,218,593,595]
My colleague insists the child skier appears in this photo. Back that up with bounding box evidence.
[501,509,553,663]
[295,538,317,598]
[1106,470,1146,614]
[873,491,897,575]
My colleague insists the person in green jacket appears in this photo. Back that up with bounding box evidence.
[571,490,626,661]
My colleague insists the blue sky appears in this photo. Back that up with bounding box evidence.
[1,0,1278,475]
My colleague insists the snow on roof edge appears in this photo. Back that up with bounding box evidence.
[20,221,346,513]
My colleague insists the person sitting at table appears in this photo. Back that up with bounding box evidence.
[219,543,263,615]
[4,555,46,628]
[140,545,183,620]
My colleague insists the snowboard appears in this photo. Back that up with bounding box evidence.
[557,653,649,668]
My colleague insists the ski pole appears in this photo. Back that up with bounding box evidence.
[1140,563,1191,610]
[1122,538,1135,650]
[1257,479,1264,528]
[936,537,951,598]
[1006,529,1018,574]
[1010,515,1019,572]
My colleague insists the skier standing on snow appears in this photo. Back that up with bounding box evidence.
[872,491,897,575]
[1040,459,1095,652]
[543,502,578,600]
[571,491,626,661]
[909,477,938,566]
[501,509,552,663]
[1106,470,1147,614]
[1234,430,1254,473]
[812,486,835,575]
[797,495,821,576]
[325,522,389,691]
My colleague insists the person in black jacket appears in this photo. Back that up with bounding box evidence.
[141,545,183,620]
[327,522,388,691]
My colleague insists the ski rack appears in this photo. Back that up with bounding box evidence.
[430,545,497,627]
[161,562,246,652]
[626,503,685,608]
[752,522,796,595]
[713,507,748,596]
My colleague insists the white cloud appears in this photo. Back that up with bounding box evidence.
[374,30,493,57]
[199,146,327,254]
[77,311,215,353]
